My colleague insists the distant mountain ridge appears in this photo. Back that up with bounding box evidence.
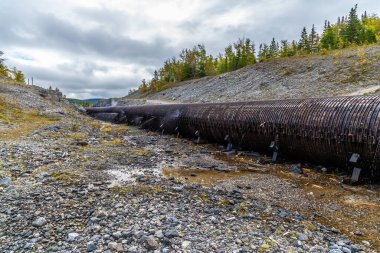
[67,98,103,107]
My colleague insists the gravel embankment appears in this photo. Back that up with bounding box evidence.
[123,45,380,104]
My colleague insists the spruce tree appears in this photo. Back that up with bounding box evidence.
[309,24,319,52]
[258,44,263,62]
[153,70,159,81]
[269,38,279,58]
[245,39,256,64]
[291,40,298,55]
[299,27,311,53]
[0,51,4,67]
[343,4,362,45]
[0,51,7,76]
[362,11,368,20]
[263,44,270,60]
[280,40,289,57]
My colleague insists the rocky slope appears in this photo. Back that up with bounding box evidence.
[124,45,380,104]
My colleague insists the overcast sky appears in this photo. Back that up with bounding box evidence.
[0,0,379,99]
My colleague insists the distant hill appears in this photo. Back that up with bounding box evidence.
[67,98,102,107]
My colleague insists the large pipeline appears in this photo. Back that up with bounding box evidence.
[86,95,380,181]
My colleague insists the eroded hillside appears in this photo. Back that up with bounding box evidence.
[125,45,380,104]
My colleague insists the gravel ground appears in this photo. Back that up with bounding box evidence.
[0,112,379,252]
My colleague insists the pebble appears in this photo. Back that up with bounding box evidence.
[362,240,370,246]
[289,165,303,174]
[164,229,179,238]
[298,233,308,241]
[32,217,47,227]
[108,242,118,250]
[112,231,122,239]
[0,177,12,185]
[182,240,191,249]
[87,241,96,252]
[67,232,80,241]
[4,185,16,191]
[127,246,138,253]
[144,235,159,250]
[154,230,164,238]
[329,250,343,253]
[342,247,351,253]
[172,186,184,192]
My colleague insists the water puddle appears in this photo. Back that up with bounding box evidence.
[161,167,259,187]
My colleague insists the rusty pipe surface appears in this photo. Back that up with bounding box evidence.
[86,95,380,181]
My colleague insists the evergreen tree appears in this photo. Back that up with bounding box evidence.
[280,40,288,57]
[299,27,311,53]
[362,11,368,20]
[258,43,271,62]
[204,55,216,76]
[291,40,298,55]
[217,53,227,74]
[0,51,8,76]
[234,39,243,69]
[153,70,159,81]
[225,45,235,71]
[263,44,270,61]
[269,38,279,58]
[342,4,362,45]
[0,51,4,67]
[195,44,207,77]
[359,27,377,44]
[309,24,319,52]
[321,25,338,49]
[258,44,263,61]
[245,39,256,65]
[139,79,148,93]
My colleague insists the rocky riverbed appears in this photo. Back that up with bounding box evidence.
[0,108,379,253]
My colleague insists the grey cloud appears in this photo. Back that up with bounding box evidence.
[0,4,176,65]
[19,63,140,98]
[33,13,176,65]
[57,61,109,76]
[1,0,379,99]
